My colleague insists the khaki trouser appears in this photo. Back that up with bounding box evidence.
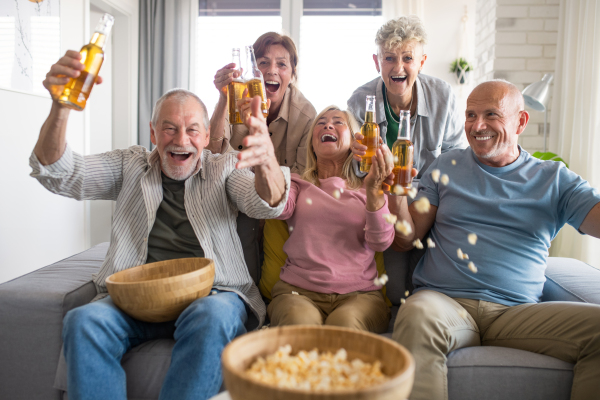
[268,280,391,333]
[392,290,600,400]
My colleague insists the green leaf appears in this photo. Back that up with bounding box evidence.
[530,151,569,168]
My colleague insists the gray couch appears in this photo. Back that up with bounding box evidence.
[1,214,600,400]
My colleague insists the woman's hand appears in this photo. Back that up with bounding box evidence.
[43,50,103,102]
[213,63,241,99]
[352,134,384,162]
[364,146,394,212]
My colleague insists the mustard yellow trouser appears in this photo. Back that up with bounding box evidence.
[393,290,600,400]
[268,280,391,333]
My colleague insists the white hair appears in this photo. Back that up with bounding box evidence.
[151,88,209,130]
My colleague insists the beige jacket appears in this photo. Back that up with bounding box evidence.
[218,85,316,175]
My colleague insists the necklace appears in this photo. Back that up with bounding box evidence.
[385,89,413,124]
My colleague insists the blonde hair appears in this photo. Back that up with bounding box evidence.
[376,15,428,54]
[301,106,363,191]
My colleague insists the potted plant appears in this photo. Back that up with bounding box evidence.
[450,57,473,84]
[531,151,569,168]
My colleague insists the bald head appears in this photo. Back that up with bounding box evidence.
[469,80,524,114]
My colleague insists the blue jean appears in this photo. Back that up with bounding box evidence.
[62,290,248,400]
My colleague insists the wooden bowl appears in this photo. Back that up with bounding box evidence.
[105,258,215,323]
[222,325,414,400]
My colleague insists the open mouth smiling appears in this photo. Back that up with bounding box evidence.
[169,151,193,161]
[265,80,280,93]
[321,134,338,143]
[391,75,408,83]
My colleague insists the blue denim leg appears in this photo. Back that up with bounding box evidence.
[159,290,248,400]
[62,296,175,400]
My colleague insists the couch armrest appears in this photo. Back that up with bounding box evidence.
[0,243,109,400]
[542,257,600,304]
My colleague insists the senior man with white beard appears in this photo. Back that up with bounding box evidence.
[29,50,289,400]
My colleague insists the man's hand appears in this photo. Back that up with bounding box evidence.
[236,96,277,170]
[237,96,286,207]
[43,50,103,102]
[237,88,270,122]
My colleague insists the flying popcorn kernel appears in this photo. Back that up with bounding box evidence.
[427,238,436,248]
[468,262,478,273]
[458,309,468,319]
[457,248,464,259]
[468,233,478,245]
[412,239,424,249]
[452,159,457,165]
[462,253,469,260]
[383,213,398,225]
[306,198,312,205]
[333,190,341,199]
[441,174,449,185]
[405,290,410,297]
[393,185,404,195]
[395,220,412,236]
[431,169,441,183]
[400,298,406,304]
[211,290,217,295]
[414,197,431,213]
[289,226,294,233]
[292,291,299,295]
[340,188,344,193]
[407,187,418,199]
[373,274,389,287]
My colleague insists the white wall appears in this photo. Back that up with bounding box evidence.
[0,0,138,284]
[0,0,88,284]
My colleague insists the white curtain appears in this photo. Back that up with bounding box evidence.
[382,0,425,22]
[548,0,600,268]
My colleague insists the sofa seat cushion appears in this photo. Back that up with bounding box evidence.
[447,346,573,400]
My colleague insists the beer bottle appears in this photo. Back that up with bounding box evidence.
[228,48,246,125]
[389,111,414,195]
[244,45,268,118]
[359,95,380,173]
[56,13,114,111]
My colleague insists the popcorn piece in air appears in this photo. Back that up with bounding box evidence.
[441,174,449,185]
[412,239,424,249]
[289,226,294,233]
[427,238,436,248]
[468,233,478,245]
[395,220,412,236]
[407,187,418,199]
[458,309,468,319]
[414,197,431,213]
[373,274,389,287]
[306,198,313,205]
[462,253,469,260]
[400,298,406,304]
[340,188,344,193]
[333,190,341,199]
[211,290,217,295]
[431,169,441,183]
[393,185,404,195]
[457,248,464,259]
[292,291,299,295]
[468,262,478,273]
[383,213,398,225]
[452,159,457,165]
[405,290,410,297]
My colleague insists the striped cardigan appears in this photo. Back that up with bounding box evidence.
[29,145,291,326]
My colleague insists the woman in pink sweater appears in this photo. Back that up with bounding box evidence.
[267,106,395,333]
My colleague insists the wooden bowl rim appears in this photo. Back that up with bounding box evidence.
[105,258,215,287]
[222,325,415,396]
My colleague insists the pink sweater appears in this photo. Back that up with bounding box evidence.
[277,173,395,294]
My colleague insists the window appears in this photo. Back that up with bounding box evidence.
[195,0,382,117]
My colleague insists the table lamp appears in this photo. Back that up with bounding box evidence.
[522,74,553,152]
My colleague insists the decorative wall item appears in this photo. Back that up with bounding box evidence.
[0,0,60,96]
[453,6,472,86]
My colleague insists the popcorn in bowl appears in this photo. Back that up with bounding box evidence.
[246,345,389,391]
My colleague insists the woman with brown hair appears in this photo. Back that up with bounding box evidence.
[208,32,316,174]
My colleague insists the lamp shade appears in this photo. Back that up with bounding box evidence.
[522,74,553,111]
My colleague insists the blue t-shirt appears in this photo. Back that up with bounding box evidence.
[412,147,600,306]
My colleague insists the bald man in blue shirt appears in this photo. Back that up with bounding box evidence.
[390,80,600,400]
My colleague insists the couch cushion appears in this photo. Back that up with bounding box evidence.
[543,257,600,304]
[447,346,573,400]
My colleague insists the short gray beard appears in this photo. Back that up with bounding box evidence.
[471,131,513,160]
[160,145,199,181]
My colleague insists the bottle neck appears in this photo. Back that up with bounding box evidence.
[397,119,410,140]
[90,32,107,49]
[365,110,375,123]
